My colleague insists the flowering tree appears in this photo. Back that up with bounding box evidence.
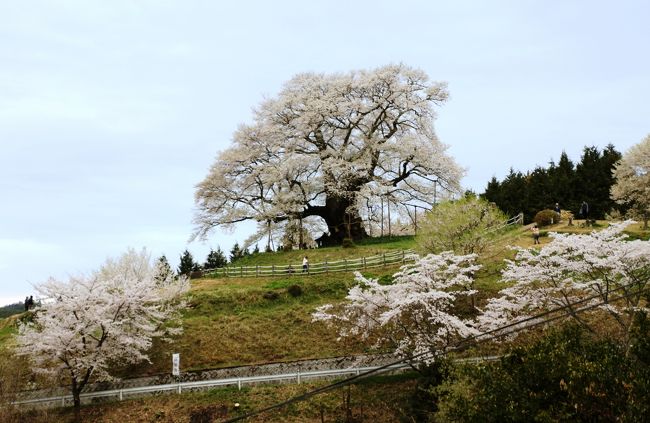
[194,64,463,245]
[479,222,650,343]
[16,249,189,420]
[313,252,481,360]
[611,134,650,229]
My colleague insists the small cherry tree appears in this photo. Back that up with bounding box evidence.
[479,221,650,344]
[16,249,189,420]
[611,134,650,229]
[313,252,481,360]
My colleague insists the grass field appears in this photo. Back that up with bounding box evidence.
[1,219,648,420]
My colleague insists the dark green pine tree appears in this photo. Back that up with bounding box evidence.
[178,249,196,276]
[204,247,228,269]
[526,166,553,218]
[600,144,623,215]
[229,242,242,263]
[482,176,503,206]
[575,145,622,219]
[499,169,530,221]
[547,151,576,213]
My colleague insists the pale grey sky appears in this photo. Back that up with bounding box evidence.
[1,0,648,305]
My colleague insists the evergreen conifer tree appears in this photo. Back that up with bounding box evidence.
[178,250,196,276]
[229,242,242,263]
[575,145,622,219]
[204,247,227,269]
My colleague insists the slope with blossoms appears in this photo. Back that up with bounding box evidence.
[0,221,648,422]
[2,223,648,376]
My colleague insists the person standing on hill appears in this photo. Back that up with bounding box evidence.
[580,201,589,221]
[302,256,309,273]
[531,225,540,244]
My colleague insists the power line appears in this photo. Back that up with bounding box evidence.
[221,280,648,422]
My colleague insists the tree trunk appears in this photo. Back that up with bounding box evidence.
[72,382,81,423]
[317,196,368,246]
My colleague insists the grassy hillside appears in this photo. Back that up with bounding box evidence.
[3,222,647,378]
[0,302,24,319]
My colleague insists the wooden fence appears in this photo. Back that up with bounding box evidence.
[203,249,417,278]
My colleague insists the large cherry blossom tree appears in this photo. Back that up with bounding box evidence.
[16,249,189,420]
[194,64,463,245]
[312,252,481,360]
[611,134,650,229]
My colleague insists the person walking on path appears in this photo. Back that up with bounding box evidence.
[531,225,540,244]
[302,256,309,273]
[580,201,589,219]
[580,201,590,226]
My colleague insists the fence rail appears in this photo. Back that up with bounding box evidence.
[203,249,417,278]
[14,356,501,409]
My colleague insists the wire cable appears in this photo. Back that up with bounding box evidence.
[221,280,648,422]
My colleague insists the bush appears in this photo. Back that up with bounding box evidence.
[287,284,303,297]
[533,209,558,227]
[417,196,508,255]
[189,270,205,279]
[262,291,280,301]
[436,320,650,422]
[560,209,574,222]
[341,238,356,248]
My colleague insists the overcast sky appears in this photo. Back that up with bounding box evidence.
[1,1,648,306]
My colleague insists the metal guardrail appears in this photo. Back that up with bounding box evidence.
[14,363,411,408]
[14,355,501,408]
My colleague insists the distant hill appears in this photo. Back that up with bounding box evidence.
[0,302,24,319]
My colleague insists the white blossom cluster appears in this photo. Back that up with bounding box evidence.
[315,221,650,358]
[611,134,650,228]
[479,221,650,338]
[16,249,189,390]
[313,252,480,360]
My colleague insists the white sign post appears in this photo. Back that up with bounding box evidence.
[172,353,180,377]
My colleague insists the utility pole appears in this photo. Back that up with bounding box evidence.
[380,197,384,237]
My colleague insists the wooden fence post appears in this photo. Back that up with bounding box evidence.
[383,253,386,267]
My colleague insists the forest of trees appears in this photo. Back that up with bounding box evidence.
[482,145,622,222]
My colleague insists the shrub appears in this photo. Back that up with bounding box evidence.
[560,209,574,222]
[341,238,356,248]
[416,196,508,255]
[533,209,558,227]
[189,270,204,279]
[262,291,279,301]
[287,284,303,297]
[436,321,650,422]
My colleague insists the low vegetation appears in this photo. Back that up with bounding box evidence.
[1,221,648,422]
